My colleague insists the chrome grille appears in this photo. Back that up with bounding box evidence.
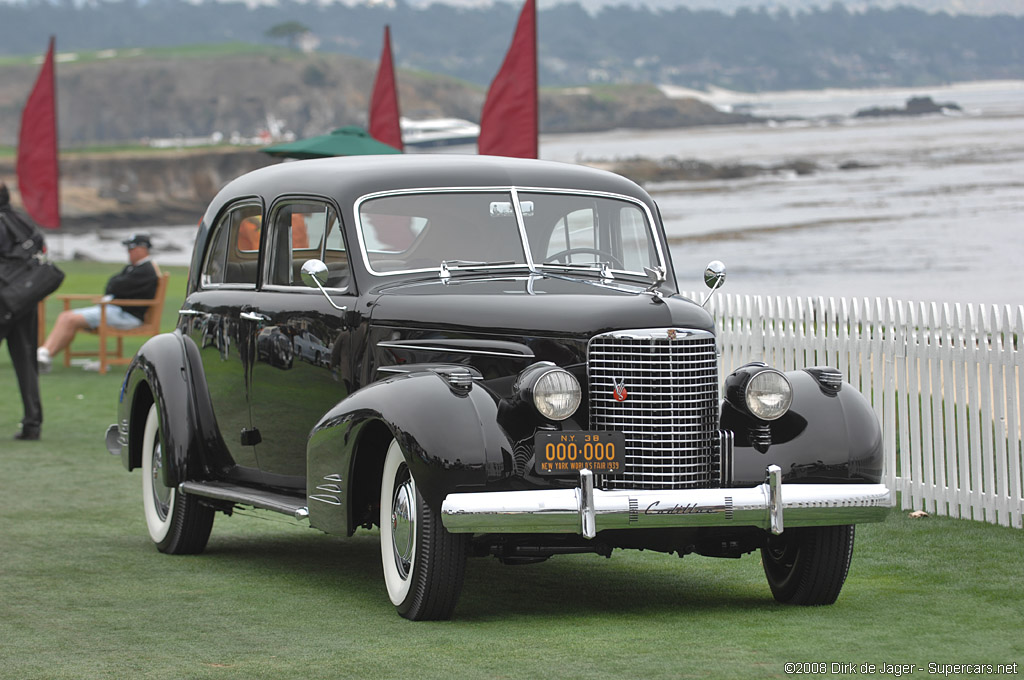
[588,328,719,490]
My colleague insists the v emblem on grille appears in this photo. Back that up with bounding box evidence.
[613,377,628,402]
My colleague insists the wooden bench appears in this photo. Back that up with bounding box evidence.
[41,272,170,375]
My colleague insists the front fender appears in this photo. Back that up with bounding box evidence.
[723,369,883,486]
[117,330,215,486]
[306,370,510,534]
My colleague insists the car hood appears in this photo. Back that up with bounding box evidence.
[366,274,715,337]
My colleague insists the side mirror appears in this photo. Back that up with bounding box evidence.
[704,260,726,289]
[701,260,726,308]
[301,259,346,312]
[301,258,329,289]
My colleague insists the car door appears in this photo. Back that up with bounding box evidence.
[180,200,265,482]
[247,198,355,489]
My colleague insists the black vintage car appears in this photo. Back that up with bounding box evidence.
[107,155,892,620]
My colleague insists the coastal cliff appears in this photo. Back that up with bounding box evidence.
[0,148,277,230]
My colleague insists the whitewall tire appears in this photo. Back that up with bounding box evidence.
[379,438,468,620]
[140,403,214,554]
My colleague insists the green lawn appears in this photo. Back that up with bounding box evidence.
[1,262,1021,679]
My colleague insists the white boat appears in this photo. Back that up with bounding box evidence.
[401,117,480,148]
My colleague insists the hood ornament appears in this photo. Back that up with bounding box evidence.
[643,265,666,299]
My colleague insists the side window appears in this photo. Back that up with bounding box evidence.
[267,201,349,289]
[202,203,261,287]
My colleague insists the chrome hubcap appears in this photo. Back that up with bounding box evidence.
[151,439,171,520]
[391,476,415,580]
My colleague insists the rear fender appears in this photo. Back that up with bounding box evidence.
[117,330,220,486]
[306,370,509,534]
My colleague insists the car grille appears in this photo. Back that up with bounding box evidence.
[588,328,719,490]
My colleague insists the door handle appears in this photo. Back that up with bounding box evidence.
[240,311,270,322]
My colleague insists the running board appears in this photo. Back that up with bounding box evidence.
[179,480,309,521]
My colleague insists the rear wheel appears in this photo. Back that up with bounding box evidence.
[379,439,467,620]
[141,403,214,554]
[761,525,854,605]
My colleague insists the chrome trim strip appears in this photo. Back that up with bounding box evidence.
[509,187,539,274]
[376,341,535,359]
[440,478,893,535]
[717,429,735,487]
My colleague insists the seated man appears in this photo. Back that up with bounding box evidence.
[37,233,159,371]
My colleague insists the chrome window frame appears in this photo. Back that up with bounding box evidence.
[199,198,263,291]
[261,196,352,294]
[352,186,667,278]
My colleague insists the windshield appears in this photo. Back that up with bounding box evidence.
[357,189,662,277]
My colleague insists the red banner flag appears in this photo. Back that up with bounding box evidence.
[17,36,60,229]
[478,0,538,159]
[369,25,404,152]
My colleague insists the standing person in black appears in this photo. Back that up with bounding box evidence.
[0,181,45,440]
[37,233,158,372]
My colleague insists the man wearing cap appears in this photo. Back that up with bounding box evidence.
[37,233,158,372]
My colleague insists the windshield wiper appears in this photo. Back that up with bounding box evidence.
[538,261,616,280]
[439,259,519,280]
[443,259,517,267]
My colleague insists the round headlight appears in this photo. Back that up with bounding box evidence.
[533,368,581,421]
[745,369,792,421]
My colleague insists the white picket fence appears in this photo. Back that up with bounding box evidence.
[688,291,1024,529]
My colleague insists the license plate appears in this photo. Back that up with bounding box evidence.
[534,431,626,476]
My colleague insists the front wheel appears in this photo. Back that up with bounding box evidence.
[761,525,855,605]
[379,439,467,620]
[141,403,214,554]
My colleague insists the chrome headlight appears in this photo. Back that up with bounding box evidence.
[745,369,792,420]
[725,364,793,421]
[515,363,581,421]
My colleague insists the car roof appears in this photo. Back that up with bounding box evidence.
[208,154,653,216]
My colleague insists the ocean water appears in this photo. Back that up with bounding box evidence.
[542,81,1024,307]
[53,81,1024,308]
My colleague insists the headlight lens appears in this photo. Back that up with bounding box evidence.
[533,369,581,421]
[745,369,792,421]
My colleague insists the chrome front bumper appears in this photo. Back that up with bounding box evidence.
[440,465,893,538]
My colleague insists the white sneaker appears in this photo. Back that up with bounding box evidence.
[37,348,52,373]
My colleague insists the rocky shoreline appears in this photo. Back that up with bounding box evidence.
[0,147,861,231]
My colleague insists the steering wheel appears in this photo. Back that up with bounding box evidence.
[543,248,624,269]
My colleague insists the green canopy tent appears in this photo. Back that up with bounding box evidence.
[261,125,402,159]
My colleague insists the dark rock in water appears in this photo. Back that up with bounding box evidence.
[839,160,879,170]
[604,156,818,184]
[854,96,962,118]
[779,160,817,176]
